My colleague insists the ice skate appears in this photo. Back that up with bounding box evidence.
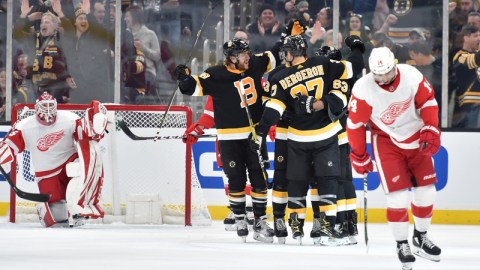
[347,212,358,245]
[70,214,88,227]
[397,241,416,270]
[412,230,441,262]
[274,218,288,244]
[234,214,249,243]
[288,213,304,245]
[310,217,321,244]
[223,210,236,231]
[246,206,254,231]
[334,222,350,246]
[253,215,274,243]
[314,213,340,246]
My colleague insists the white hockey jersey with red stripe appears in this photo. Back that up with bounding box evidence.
[347,64,438,155]
[6,111,80,179]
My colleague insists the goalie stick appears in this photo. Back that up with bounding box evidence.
[1,106,51,202]
[154,0,221,141]
[118,120,216,141]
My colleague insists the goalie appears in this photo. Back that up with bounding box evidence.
[0,92,108,227]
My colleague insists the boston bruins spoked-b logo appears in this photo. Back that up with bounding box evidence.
[393,0,412,16]
[229,161,236,168]
[276,155,284,163]
[393,0,413,16]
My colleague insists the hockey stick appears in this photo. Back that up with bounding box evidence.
[238,83,269,185]
[153,0,220,142]
[363,173,369,252]
[118,120,216,141]
[1,107,51,202]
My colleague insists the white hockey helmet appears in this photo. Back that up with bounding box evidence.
[369,47,395,75]
[35,92,57,126]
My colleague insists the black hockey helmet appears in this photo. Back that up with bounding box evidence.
[223,38,251,57]
[315,45,342,61]
[280,35,307,57]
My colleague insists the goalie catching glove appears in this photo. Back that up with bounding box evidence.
[82,100,108,141]
[294,93,315,114]
[182,124,204,144]
[419,125,441,156]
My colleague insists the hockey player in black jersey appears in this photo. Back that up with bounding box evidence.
[249,35,353,246]
[311,37,366,246]
[175,38,276,243]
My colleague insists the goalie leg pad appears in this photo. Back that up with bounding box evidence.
[36,200,69,228]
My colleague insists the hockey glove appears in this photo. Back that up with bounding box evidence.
[286,19,307,36]
[182,123,204,144]
[294,93,315,114]
[248,130,265,152]
[268,125,277,142]
[345,35,365,54]
[419,125,441,156]
[174,64,191,81]
[350,152,374,174]
[0,142,14,166]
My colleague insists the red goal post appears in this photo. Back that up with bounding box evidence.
[9,104,211,226]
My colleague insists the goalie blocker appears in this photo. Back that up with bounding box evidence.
[2,93,108,227]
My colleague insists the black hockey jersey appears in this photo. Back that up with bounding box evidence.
[263,56,352,142]
[179,52,276,140]
[31,34,70,88]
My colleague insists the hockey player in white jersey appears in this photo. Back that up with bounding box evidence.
[347,47,441,270]
[0,92,108,227]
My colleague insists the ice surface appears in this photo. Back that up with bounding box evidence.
[0,218,479,270]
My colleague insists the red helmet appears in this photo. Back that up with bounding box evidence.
[35,92,57,126]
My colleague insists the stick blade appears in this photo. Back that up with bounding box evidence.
[118,120,157,141]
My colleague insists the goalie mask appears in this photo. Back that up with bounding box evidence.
[35,92,57,126]
[281,35,308,57]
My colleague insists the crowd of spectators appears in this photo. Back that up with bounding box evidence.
[0,0,478,129]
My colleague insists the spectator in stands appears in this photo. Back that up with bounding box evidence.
[467,11,480,28]
[294,1,312,26]
[125,5,161,103]
[246,4,286,53]
[408,28,426,46]
[345,13,370,42]
[315,6,332,31]
[63,4,113,104]
[0,67,29,121]
[13,0,76,104]
[408,41,442,120]
[0,0,6,69]
[92,0,106,25]
[452,25,480,128]
[159,0,192,52]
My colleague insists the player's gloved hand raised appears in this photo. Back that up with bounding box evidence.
[174,64,191,81]
[419,125,441,156]
[268,125,276,141]
[345,35,365,53]
[350,152,374,174]
[182,123,204,144]
[286,19,307,36]
[294,93,315,114]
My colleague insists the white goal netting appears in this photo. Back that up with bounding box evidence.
[9,104,211,226]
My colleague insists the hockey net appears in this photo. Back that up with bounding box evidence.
[9,104,211,226]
